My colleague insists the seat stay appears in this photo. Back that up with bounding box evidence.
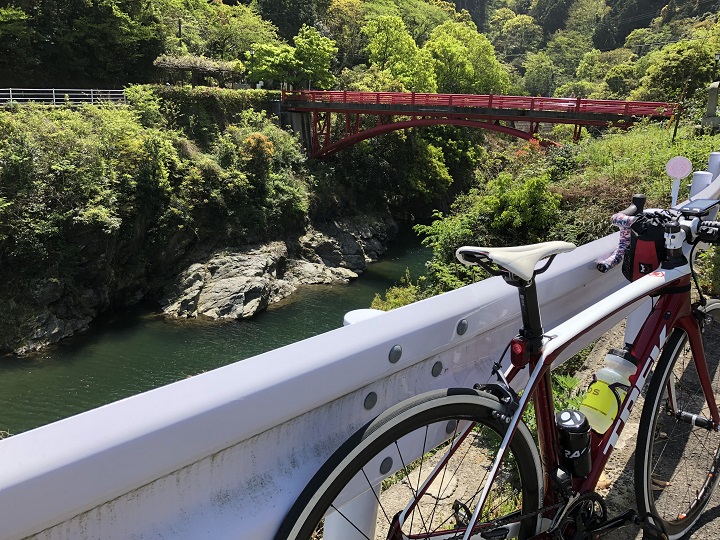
[456,241,576,282]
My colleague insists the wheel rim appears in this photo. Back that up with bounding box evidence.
[646,315,720,536]
[305,411,535,539]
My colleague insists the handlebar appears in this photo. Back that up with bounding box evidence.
[596,194,647,273]
[598,196,720,274]
[698,221,720,243]
[620,194,647,217]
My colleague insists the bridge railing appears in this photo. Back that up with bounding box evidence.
[0,88,126,106]
[0,167,718,539]
[282,89,676,117]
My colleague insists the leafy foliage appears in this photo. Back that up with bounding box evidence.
[425,20,510,94]
[248,25,337,89]
[0,0,164,86]
[370,270,424,310]
[362,15,437,92]
[0,89,319,350]
[415,147,561,293]
[531,0,574,37]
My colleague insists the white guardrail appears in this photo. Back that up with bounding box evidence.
[0,88,125,106]
[1,155,720,539]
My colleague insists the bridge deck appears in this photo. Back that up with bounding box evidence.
[282,90,675,118]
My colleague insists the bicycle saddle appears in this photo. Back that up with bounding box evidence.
[456,241,576,281]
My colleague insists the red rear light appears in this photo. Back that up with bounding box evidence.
[510,337,528,368]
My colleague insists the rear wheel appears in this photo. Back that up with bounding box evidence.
[635,301,720,539]
[275,388,543,540]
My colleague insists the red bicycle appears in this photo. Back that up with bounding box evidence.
[276,196,720,539]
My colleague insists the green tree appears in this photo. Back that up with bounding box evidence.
[248,43,300,87]
[337,65,406,91]
[593,0,666,51]
[1,0,164,85]
[488,7,516,43]
[630,40,714,101]
[604,62,640,97]
[362,15,437,91]
[363,16,417,71]
[293,24,338,89]
[155,1,281,61]
[576,48,635,82]
[566,0,610,36]
[545,30,592,82]
[256,0,328,41]
[531,0,574,36]
[415,168,560,292]
[523,52,558,96]
[501,14,543,56]
[0,7,34,83]
[395,0,454,44]
[424,20,510,94]
[203,3,281,60]
[322,0,366,68]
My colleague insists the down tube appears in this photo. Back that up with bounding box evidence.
[532,270,691,494]
[582,278,692,492]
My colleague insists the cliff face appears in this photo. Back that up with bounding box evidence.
[9,214,397,355]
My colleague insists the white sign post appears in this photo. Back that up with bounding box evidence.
[666,156,693,207]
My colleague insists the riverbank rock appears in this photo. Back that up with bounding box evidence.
[161,214,398,321]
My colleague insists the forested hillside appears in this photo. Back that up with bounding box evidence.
[2,0,720,104]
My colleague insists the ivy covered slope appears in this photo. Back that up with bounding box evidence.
[373,124,720,310]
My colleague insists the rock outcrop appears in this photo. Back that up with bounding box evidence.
[161,214,398,320]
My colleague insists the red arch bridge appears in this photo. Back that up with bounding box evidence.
[280,90,676,159]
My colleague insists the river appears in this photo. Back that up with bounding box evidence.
[0,232,430,435]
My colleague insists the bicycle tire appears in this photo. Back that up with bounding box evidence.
[275,387,543,540]
[635,300,720,539]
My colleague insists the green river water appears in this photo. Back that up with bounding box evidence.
[0,233,430,435]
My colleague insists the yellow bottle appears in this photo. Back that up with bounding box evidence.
[579,351,636,433]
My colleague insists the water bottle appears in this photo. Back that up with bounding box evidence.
[579,349,637,434]
[556,409,592,477]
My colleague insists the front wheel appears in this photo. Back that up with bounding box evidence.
[275,388,543,540]
[635,300,720,539]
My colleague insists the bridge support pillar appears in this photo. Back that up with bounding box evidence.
[286,111,313,153]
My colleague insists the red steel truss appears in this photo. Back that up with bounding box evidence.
[281,90,677,158]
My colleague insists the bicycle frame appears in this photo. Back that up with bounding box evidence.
[399,262,720,539]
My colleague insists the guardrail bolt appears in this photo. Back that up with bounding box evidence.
[457,319,468,335]
[364,392,378,410]
[432,361,443,377]
[380,456,393,475]
[389,345,402,363]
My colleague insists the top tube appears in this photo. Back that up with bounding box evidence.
[538,264,689,373]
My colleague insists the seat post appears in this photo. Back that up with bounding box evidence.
[509,277,544,354]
